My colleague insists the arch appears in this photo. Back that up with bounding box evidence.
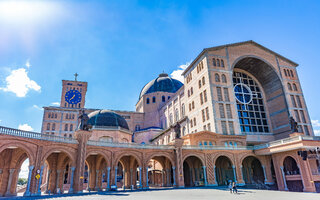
[215,73,220,82]
[292,83,297,91]
[221,74,227,83]
[86,149,111,167]
[215,155,234,186]
[287,83,292,91]
[183,155,205,187]
[146,152,175,167]
[41,146,76,166]
[0,141,36,166]
[283,156,300,175]
[241,156,265,185]
[182,153,205,166]
[114,151,142,167]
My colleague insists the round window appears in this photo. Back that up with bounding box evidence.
[234,83,252,104]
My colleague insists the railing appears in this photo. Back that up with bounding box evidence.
[87,140,175,150]
[91,126,132,134]
[182,145,254,150]
[0,126,78,144]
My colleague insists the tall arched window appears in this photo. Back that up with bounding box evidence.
[55,113,57,118]
[292,83,297,91]
[233,71,269,134]
[198,80,202,88]
[202,77,205,85]
[215,73,220,82]
[52,123,55,131]
[287,83,292,91]
[290,70,294,77]
[64,124,68,131]
[221,60,225,67]
[217,59,220,67]
[70,124,73,131]
[213,58,216,66]
[175,108,179,122]
[146,98,150,104]
[47,123,50,130]
[221,74,227,83]
[181,104,185,117]
[48,113,51,118]
[169,113,173,125]
[152,96,156,103]
[66,114,69,119]
[162,96,165,102]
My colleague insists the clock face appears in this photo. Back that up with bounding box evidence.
[65,90,82,104]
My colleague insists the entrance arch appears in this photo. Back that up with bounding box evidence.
[183,156,204,187]
[215,156,234,186]
[115,155,141,189]
[147,155,174,188]
[242,156,265,185]
[283,156,303,192]
[85,153,108,191]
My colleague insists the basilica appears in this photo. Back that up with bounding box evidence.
[0,40,320,197]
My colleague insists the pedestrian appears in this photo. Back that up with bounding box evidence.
[228,182,233,193]
[232,182,238,194]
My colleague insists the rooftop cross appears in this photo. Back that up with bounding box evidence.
[74,73,78,81]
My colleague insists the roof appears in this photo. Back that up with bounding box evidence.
[182,40,298,76]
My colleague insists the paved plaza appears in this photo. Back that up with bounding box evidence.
[4,188,319,200]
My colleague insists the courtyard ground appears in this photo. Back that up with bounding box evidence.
[2,187,319,200]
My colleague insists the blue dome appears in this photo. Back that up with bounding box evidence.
[139,73,183,99]
[88,110,129,130]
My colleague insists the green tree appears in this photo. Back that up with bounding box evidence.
[17,178,27,185]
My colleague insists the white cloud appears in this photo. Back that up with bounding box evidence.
[314,130,320,136]
[25,59,31,68]
[32,105,43,111]
[18,124,33,131]
[51,102,60,106]
[312,120,320,136]
[311,120,320,127]
[19,159,29,179]
[170,62,190,83]
[0,67,41,97]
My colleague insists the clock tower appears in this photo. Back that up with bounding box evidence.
[60,75,88,108]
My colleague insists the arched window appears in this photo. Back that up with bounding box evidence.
[69,134,72,138]
[287,83,292,91]
[168,96,171,100]
[135,125,141,131]
[66,114,69,119]
[217,59,220,67]
[169,113,173,125]
[52,123,55,131]
[202,76,205,85]
[70,124,73,131]
[55,113,57,118]
[293,83,297,91]
[78,104,81,108]
[284,69,288,76]
[162,96,165,102]
[47,123,50,130]
[221,60,225,67]
[221,74,227,83]
[188,90,190,97]
[215,73,220,82]
[190,87,193,95]
[175,108,179,122]
[72,114,75,119]
[146,98,150,104]
[64,124,68,131]
[213,58,216,66]
[152,96,156,103]
[181,104,185,117]
[64,134,67,137]
[290,70,294,77]
[198,80,202,88]
[182,126,186,136]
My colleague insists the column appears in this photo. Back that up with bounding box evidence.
[232,165,237,183]
[161,170,165,187]
[101,172,105,191]
[139,167,142,189]
[166,168,170,186]
[106,167,110,190]
[123,169,126,190]
[114,167,118,188]
[130,169,133,189]
[202,166,207,186]
[86,170,90,190]
[145,167,149,188]
[24,166,34,196]
[37,166,44,195]
[5,169,15,196]
[213,165,217,186]
[280,166,288,191]
[68,167,76,193]
[262,165,267,184]
[56,170,61,193]
[172,166,176,187]
[45,170,51,193]
[95,170,99,191]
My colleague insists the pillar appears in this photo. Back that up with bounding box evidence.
[45,170,51,193]
[161,170,165,187]
[5,169,15,196]
[172,166,176,187]
[130,168,133,188]
[299,158,316,192]
[101,172,105,191]
[114,166,118,188]
[232,165,237,182]
[145,167,149,189]
[68,167,75,193]
[213,165,217,186]
[94,170,99,191]
[86,170,90,190]
[24,166,34,196]
[139,167,142,189]
[106,167,110,190]
[280,166,288,191]
[123,169,126,190]
[55,170,61,193]
[202,166,207,186]
[166,168,170,186]
[37,165,44,195]
[262,165,267,184]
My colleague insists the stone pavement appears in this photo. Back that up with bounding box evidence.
[3,188,319,200]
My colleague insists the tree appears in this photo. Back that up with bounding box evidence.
[17,178,27,185]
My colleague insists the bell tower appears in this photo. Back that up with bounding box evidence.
[60,73,88,108]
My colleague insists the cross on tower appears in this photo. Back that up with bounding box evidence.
[74,73,78,81]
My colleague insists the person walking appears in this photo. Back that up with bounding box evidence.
[232,182,238,194]
[228,182,233,193]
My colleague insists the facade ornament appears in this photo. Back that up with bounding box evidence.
[78,109,92,131]
[289,116,299,133]
[174,122,181,139]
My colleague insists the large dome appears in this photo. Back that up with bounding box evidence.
[139,73,183,99]
[88,110,129,130]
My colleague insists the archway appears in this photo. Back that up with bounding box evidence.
[215,156,234,186]
[147,155,173,188]
[283,156,303,192]
[0,147,32,196]
[116,155,140,190]
[242,156,265,185]
[183,156,204,187]
[85,153,108,191]
[44,151,73,194]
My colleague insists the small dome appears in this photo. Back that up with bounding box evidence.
[88,110,129,130]
[139,73,183,99]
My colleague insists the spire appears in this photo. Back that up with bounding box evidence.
[74,73,78,81]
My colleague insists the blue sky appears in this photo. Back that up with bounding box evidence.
[0,0,319,135]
